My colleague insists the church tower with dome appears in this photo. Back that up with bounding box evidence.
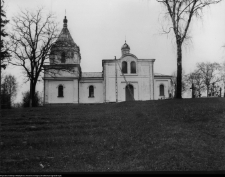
[49,16,81,65]
[43,16,173,105]
[43,16,82,104]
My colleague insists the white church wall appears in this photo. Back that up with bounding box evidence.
[79,81,104,103]
[138,62,149,76]
[150,62,154,100]
[139,78,151,100]
[104,58,154,102]
[105,62,116,102]
[44,80,49,104]
[154,79,171,100]
[118,81,139,101]
[47,80,77,103]
[106,77,116,102]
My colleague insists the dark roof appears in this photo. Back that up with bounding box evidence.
[121,41,130,50]
[82,72,103,78]
[52,16,78,48]
[154,73,172,77]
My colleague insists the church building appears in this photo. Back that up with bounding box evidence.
[43,16,173,104]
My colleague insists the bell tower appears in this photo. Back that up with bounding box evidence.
[43,16,82,104]
[49,16,81,65]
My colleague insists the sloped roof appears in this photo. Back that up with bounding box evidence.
[154,73,172,77]
[53,16,78,48]
[82,72,103,78]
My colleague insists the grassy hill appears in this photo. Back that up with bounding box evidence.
[1,98,225,172]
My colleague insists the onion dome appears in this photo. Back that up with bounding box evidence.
[121,41,130,50]
[121,41,130,55]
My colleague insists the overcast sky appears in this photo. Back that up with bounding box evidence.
[3,0,225,102]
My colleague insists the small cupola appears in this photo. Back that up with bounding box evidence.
[63,16,68,28]
[121,41,130,55]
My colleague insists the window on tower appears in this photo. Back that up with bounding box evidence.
[61,52,66,63]
[122,61,127,74]
[131,61,136,73]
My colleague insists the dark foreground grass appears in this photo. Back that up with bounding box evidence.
[1,98,225,172]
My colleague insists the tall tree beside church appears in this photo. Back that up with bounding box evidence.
[0,0,10,110]
[156,0,221,99]
[171,70,187,96]
[8,7,59,107]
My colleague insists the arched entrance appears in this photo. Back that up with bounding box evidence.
[125,84,134,101]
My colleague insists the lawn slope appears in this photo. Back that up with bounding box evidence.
[1,98,225,172]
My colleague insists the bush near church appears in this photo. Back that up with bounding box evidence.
[22,91,42,107]
[0,93,11,109]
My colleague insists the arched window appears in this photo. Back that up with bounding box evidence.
[159,84,164,96]
[58,85,64,97]
[61,52,66,63]
[122,61,127,74]
[130,61,136,73]
[89,85,94,97]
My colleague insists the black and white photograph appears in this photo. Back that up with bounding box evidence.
[1,0,225,174]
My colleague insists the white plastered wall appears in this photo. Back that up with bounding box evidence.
[104,56,154,102]
[46,80,78,103]
[154,79,171,100]
[79,81,104,103]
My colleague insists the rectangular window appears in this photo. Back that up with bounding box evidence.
[160,85,164,96]
[89,86,94,97]
[58,85,64,97]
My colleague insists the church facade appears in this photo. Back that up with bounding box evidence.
[43,17,173,104]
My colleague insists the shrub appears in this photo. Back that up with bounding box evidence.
[22,91,41,107]
[1,92,11,109]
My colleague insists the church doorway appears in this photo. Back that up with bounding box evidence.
[125,84,134,101]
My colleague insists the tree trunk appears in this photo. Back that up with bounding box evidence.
[206,86,209,97]
[30,79,37,107]
[191,83,195,98]
[224,85,225,98]
[0,65,2,113]
[29,81,33,107]
[176,42,182,99]
[32,83,36,107]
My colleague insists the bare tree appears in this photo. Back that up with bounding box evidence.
[156,0,221,99]
[196,62,221,97]
[8,7,60,107]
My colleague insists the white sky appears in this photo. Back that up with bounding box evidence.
[3,0,225,102]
